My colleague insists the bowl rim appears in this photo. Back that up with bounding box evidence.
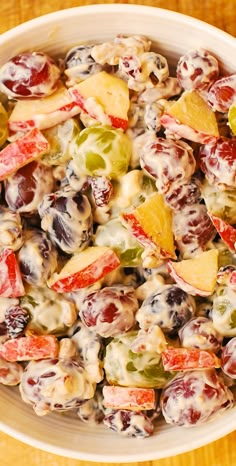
[0,3,235,462]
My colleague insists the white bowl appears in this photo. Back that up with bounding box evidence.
[0,4,235,462]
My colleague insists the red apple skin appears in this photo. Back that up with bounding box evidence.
[68,88,128,130]
[209,214,236,252]
[0,248,25,298]
[167,260,213,297]
[0,335,59,362]
[49,249,120,293]
[0,128,49,181]
[9,101,80,134]
[102,386,156,411]
[161,347,220,371]
[160,113,218,144]
[229,270,236,287]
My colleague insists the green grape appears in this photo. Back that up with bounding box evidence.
[42,118,81,166]
[94,218,144,267]
[20,285,76,336]
[212,286,236,337]
[104,331,174,388]
[0,102,8,148]
[201,179,236,224]
[72,125,132,179]
[228,103,236,135]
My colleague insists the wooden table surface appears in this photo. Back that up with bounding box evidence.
[0,1,235,465]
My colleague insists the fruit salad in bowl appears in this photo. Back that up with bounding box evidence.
[0,4,235,462]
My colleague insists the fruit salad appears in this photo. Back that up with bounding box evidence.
[0,34,235,439]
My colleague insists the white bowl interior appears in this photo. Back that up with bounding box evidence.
[0,4,235,462]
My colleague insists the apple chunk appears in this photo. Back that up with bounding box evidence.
[9,84,81,133]
[160,90,219,143]
[47,246,120,293]
[168,249,219,296]
[68,71,129,130]
[0,128,49,181]
[161,347,220,371]
[0,248,25,298]
[0,335,59,362]
[102,386,155,411]
[120,193,176,261]
[209,214,236,252]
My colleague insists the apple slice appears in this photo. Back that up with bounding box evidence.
[0,335,59,362]
[120,193,176,260]
[209,214,236,252]
[161,347,220,371]
[102,386,155,411]
[9,84,81,133]
[68,71,129,130]
[0,248,25,298]
[47,246,120,293]
[160,90,219,143]
[168,249,219,296]
[0,128,49,181]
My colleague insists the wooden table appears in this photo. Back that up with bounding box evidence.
[0,1,235,465]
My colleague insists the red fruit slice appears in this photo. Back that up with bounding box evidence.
[102,385,155,411]
[0,248,25,297]
[209,214,236,252]
[161,347,220,371]
[0,128,49,181]
[48,246,120,293]
[0,335,59,362]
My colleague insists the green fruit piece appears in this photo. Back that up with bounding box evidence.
[42,118,81,166]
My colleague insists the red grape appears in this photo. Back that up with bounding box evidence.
[103,409,154,438]
[199,137,236,190]
[79,286,138,337]
[90,176,113,207]
[178,316,223,353]
[0,52,61,98]
[208,74,236,112]
[177,48,219,91]
[221,338,236,379]
[160,369,234,426]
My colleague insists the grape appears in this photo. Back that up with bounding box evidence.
[104,331,173,388]
[5,305,30,339]
[19,358,95,416]
[211,285,236,336]
[0,208,23,251]
[178,317,223,352]
[201,179,236,225]
[38,189,93,254]
[140,137,195,194]
[18,229,58,286]
[71,125,132,179]
[79,286,138,338]
[160,369,234,427]
[208,74,236,112]
[128,100,163,133]
[90,176,113,207]
[103,410,154,438]
[64,44,102,85]
[221,337,236,379]
[42,118,81,166]
[77,389,105,424]
[136,284,196,335]
[173,203,217,257]
[20,285,76,337]
[176,48,219,91]
[0,102,8,148]
[5,161,54,213]
[0,52,61,98]
[164,178,201,210]
[199,138,236,190]
[228,102,236,135]
[95,218,144,267]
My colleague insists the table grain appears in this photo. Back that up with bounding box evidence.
[0,1,235,465]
